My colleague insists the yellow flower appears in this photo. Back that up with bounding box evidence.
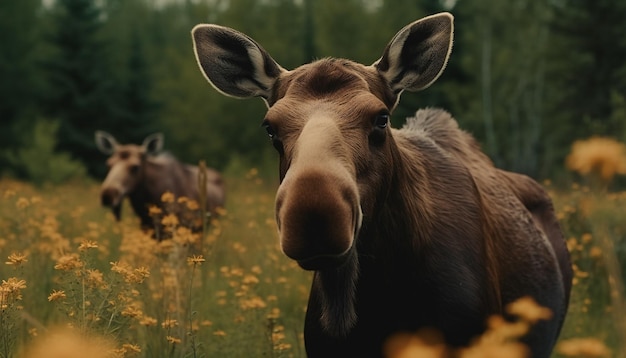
[48,290,67,302]
[161,191,175,203]
[54,254,83,271]
[166,336,181,344]
[3,189,16,199]
[139,316,157,327]
[213,330,227,337]
[186,200,199,210]
[133,267,150,282]
[161,319,178,329]
[78,240,99,252]
[85,269,105,288]
[161,214,179,227]
[267,308,281,320]
[566,136,626,181]
[240,296,267,310]
[505,296,553,324]
[121,343,141,353]
[16,197,30,209]
[148,205,163,216]
[6,252,28,266]
[557,338,611,357]
[2,277,27,292]
[121,305,142,318]
[242,275,259,285]
[187,255,206,265]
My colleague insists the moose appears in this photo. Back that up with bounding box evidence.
[95,131,225,237]
[191,12,572,357]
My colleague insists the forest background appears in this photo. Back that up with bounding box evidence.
[1,0,626,185]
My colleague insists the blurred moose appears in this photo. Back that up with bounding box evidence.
[95,131,225,238]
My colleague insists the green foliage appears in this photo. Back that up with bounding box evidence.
[4,120,86,185]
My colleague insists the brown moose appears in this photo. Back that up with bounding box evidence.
[191,12,572,358]
[95,131,225,238]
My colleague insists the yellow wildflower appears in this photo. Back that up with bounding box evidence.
[213,330,227,337]
[505,296,552,324]
[161,191,175,203]
[148,205,163,216]
[54,254,83,271]
[16,197,30,209]
[166,336,181,344]
[48,290,67,302]
[566,136,626,181]
[121,343,141,353]
[240,296,267,310]
[85,269,105,288]
[133,267,150,282]
[186,200,199,210]
[187,255,206,265]
[242,275,259,285]
[557,338,611,357]
[267,308,281,320]
[78,240,99,252]
[3,189,16,199]
[6,252,28,266]
[121,305,142,318]
[161,214,179,227]
[139,316,157,327]
[161,319,178,329]
[2,277,27,292]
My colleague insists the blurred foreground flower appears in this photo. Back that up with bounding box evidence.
[21,328,117,358]
[557,337,611,357]
[384,296,552,358]
[566,136,626,183]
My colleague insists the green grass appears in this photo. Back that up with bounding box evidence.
[0,175,624,357]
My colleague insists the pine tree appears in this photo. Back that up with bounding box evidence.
[43,0,117,178]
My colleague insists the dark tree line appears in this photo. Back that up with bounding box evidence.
[1,0,624,183]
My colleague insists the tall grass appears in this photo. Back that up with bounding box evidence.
[0,169,624,357]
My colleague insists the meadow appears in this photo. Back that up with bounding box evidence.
[0,165,624,357]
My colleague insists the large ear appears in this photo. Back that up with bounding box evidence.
[374,12,453,94]
[191,24,284,100]
[95,131,118,155]
[142,133,164,155]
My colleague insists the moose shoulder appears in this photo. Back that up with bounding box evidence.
[191,12,572,358]
[95,131,225,238]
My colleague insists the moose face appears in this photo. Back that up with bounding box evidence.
[95,131,164,220]
[263,60,400,270]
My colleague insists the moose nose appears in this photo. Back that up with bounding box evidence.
[276,168,360,269]
[101,187,120,207]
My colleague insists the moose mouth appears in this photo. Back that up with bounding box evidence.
[101,188,123,221]
[296,247,354,271]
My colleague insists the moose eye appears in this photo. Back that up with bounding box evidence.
[261,120,277,140]
[375,113,389,129]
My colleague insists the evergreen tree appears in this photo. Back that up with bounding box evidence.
[546,0,626,145]
[0,0,45,176]
[43,0,117,178]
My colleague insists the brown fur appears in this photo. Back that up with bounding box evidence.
[97,133,225,238]
[191,13,572,357]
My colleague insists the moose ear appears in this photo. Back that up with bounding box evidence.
[95,131,118,155]
[191,24,284,100]
[374,12,453,94]
[142,133,164,155]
